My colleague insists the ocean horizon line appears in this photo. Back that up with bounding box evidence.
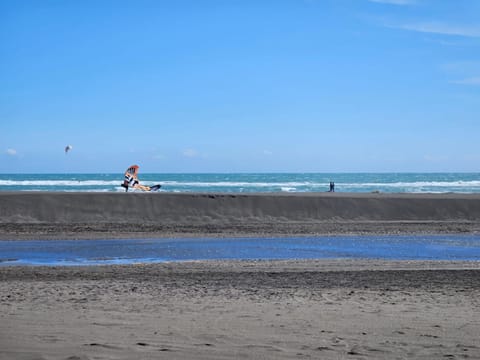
[1,171,480,175]
[1,173,480,194]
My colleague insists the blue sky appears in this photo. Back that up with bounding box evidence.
[1,0,479,173]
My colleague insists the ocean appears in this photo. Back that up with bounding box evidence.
[0,173,480,193]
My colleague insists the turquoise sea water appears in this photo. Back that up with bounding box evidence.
[1,235,479,266]
[1,173,480,193]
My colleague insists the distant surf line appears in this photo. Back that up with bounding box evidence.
[1,173,480,193]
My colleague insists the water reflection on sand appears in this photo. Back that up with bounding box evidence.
[1,235,480,266]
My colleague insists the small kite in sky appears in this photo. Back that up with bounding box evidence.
[65,145,73,154]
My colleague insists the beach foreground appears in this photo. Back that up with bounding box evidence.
[1,192,480,359]
[1,259,479,360]
[2,192,480,239]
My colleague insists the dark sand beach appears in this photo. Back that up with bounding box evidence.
[1,260,480,360]
[2,192,480,239]
[1,192,480,359]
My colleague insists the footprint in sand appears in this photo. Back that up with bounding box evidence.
[65,355,91,360]
[85,343,122,350]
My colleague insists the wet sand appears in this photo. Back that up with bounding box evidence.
[1,192,480,359]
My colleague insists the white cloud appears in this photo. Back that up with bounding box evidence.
[423,154,450,162]
[440,62,480,85]
[182,148,199,158]
[369,0,416,5]
[263,150,273,156]
[152,154,166,160]
[441,61,480,73]
[6,148,17,156]
[450,77,480,85]
[396,22,480,37]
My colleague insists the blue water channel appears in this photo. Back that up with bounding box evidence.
[1,235,480,266]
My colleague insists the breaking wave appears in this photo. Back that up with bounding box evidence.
[1,174,480,193]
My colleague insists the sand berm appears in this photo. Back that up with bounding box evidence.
[1,191,480,239]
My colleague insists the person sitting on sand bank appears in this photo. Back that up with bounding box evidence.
[121,164,154,192]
